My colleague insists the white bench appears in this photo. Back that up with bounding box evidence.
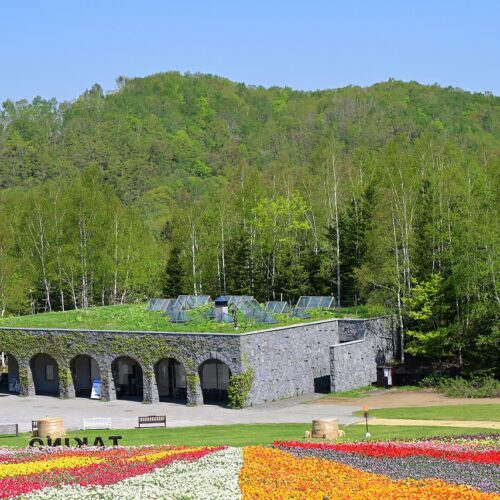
[0,423,18,437]
[83,417,112,430]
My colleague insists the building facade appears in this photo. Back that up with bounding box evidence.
[0,317,396,406]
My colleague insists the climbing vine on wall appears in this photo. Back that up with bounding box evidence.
[186,373,200,406]
[108,334,177,366]
[0,329,198,368]
[227,368,254,409]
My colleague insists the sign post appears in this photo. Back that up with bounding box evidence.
[90,379,102,399]
[363,405,370,438]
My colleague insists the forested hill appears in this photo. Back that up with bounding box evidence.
[0,72,499,371]
[1,74,499,201]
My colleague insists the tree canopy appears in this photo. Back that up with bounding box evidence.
[0,72,498,373]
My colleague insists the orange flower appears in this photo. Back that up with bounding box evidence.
[240,447,498,499]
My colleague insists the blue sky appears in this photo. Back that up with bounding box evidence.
[1,1,499,102]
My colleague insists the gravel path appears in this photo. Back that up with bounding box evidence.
[359,418,500,429]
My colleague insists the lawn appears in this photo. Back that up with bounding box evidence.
[321,385,379,398]
[0,423,497,448]
[0,303,379,333]
[355,404,500,421]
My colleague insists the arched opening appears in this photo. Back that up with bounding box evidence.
[70,355,101,398]
[112,356,143,400]
[155,358,187,402]
[30,354,59,396]
[199,359,231,404]
[0,353,20,394]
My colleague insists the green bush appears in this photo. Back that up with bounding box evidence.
[227,369,254,409]
[420,374,500,398]
[419,374,445,388]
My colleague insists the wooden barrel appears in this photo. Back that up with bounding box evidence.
[312,418,339,439]
[37,417,65,439]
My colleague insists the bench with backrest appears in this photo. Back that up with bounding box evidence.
[0,423,19,437]
[138,415,166,428]
[83,417,112,430]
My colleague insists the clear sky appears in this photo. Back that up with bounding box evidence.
[1,0,499,103]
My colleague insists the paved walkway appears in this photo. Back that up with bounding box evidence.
[0,393,360,433]
[357,418,500,429]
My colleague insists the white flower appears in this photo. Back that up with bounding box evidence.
[23,448,243,500]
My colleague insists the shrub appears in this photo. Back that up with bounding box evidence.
[420,374,500,398]
[227,369,254,409]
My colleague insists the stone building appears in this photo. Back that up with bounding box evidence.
[0,317,396,406]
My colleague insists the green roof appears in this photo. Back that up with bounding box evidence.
[0,304,383,334]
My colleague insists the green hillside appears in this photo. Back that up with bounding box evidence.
[0,73,498,371]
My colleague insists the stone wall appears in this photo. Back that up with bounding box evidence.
[330,317,396,392]
[0,328,243,405]
[241,320,339,405]
[337,320,365,342]
[0,316,397,406]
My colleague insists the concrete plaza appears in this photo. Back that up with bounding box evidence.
[0,393,361,433]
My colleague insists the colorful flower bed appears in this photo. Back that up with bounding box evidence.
[0,445,223,498]
[1,434,498,499]
[22,447,243,499]
[273,435,500,496]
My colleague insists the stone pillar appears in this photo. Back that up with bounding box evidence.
[142,368,159,404]
[19,362,36,397]
[100,364,116,401]
[59,365,75,398]
[186,371,203,406]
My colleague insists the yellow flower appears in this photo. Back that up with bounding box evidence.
[127,447,205,463]
[0,456,103,479]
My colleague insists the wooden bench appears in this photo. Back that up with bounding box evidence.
[83,417,112,430]
[138,415,166,428]
[0,423,19,437]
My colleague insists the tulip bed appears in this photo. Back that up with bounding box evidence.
[0,434,498,499]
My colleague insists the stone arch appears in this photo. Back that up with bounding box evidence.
[195,351,239,376]
[0,352,20,394]
[198,358,232,404]
[111,355,144,400]
[30,353,60,396]
[70,354,102,398]
[154,357,187,402]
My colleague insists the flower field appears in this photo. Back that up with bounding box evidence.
[1,434,498,499]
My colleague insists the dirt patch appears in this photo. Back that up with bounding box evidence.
[357,418,500,429]
[312,390,500,408]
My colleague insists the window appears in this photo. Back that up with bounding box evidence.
[45,364,55,381]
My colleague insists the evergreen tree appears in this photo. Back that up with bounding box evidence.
[226,228,253,295]
[276,251,309,302]
[413,179,436,281]
[326,184,374,305]
[162,247,184,297]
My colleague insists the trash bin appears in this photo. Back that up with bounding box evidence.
[376,366,393,387]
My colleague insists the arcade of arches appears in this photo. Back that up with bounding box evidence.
[199,359,231,403]
[71,355,101,398]
[155,358,187,402]
[0,351,233,405]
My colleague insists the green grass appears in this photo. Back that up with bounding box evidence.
[0,303,379,333]
[392,385,427,392]
[322,385,379,398]
[354,404,500,421]
[0,423,497,448]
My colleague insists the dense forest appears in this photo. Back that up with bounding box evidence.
[0,72,498,373]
